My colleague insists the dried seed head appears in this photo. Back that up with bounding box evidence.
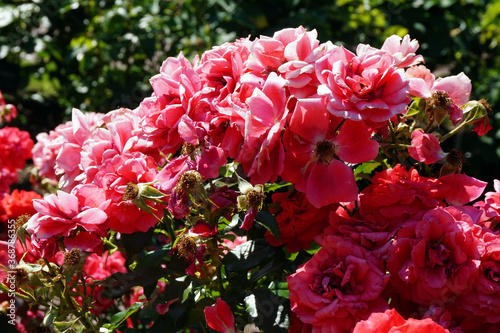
[177,171,202,193]
[15,214,31,232]
[246,189,266,208]
[479,98,493,115]
[63,248,82,268]
[429,91,452,110]
[177,236,197,259]
[15,267,29,288]
[123,182,140,201]
[446,149,465,169]
[181,142,197,156]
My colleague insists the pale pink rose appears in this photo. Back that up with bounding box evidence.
[316,45,410,122]
[406,66,471,125]
[277,29,334,98]
[381,34,424,68]
[387,206,485,306]
[288,235,389,332]
[32,121,72,185]
[197,38,252,105]
[408,129,446,164]
[54,109,106,191]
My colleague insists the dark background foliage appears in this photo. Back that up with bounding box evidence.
[1,0,499,182]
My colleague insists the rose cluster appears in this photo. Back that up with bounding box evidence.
[2,26,498,332]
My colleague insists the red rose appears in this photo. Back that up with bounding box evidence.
[265,191,335,253]
[353,309,450,333]
[288,236,389,332]
[387,206,484,306]
[449,231,500,329]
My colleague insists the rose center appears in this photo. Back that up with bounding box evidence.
[309,263,351,299]
[315,140,337,165]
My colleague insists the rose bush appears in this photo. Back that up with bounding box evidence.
[0,26,498,333]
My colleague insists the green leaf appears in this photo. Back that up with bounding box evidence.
[264,181,291,193]
[101,302,144,331]
[255,211,280,242]
[135,243,172,270]
[53,317,80,332]
[222,239,278,273]
[354,161,381,180]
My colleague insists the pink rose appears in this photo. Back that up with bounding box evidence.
[316,45,410,122]
[406,66,471,125]
[408,129,446,164]
[386,206,485,305]
[381,34,424,68]
[281,98,378,207]
[288,235,389,332]
[26,190,108,239]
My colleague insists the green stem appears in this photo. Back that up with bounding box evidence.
[439,120,471,143]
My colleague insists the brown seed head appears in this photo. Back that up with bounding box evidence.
[181,142,197,156]
[123,182,140,201]
[429,91,452,110]
[246,189,266,208]
[177,236,197,259]
[479,98,493,115]
[15,214,31,232]
[64,248,82,268]
[177,171,201,193]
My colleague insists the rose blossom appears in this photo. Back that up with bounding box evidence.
[281,98,379,207]
[353,309,450,333]
[357,164,486,230]
[316,44,410,122]
[26,185,109,252]
[406,65,471,125]
[288,235,389,332]
[408,129,446,164]
[203,298,236,333]
[448,232,500,329]
[265,190,335,253]
[386,206,485,305]
[474,179,500,229]
[380,34,424,68]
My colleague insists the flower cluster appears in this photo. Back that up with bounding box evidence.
[1,27,498,332]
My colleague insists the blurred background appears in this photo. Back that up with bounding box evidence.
[1,0,499,183]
